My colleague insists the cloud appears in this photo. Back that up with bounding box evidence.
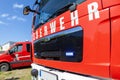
[13,3,24,9]
[1,13,9,18]
[17,17,26,22]
[0,21,7,25]
[7,15,26,22]
[11,16,17,20]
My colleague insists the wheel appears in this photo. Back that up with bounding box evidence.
[0,63,10,71]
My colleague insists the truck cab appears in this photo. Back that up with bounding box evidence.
[0,41,32,71]
[24,0,120,79]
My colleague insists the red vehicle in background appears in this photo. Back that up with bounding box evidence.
[0,41,32,71]
[24,0,120,80]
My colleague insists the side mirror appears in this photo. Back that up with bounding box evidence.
[23,6,40,15]
[23,6,31,15]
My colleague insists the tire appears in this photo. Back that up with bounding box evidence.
[0,63,10,71]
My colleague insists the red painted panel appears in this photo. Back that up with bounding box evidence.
[110,5,120,79]
[34,0,103,41]
[102,0,120,8]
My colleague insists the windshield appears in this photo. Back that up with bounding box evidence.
[34,0,80,29]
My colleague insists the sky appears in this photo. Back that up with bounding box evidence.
[0,0,35,45]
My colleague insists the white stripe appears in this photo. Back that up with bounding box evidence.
[18,55,30,58]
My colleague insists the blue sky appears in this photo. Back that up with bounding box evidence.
[0,0,34,45]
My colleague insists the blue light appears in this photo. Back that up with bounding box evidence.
[65,52,74,57]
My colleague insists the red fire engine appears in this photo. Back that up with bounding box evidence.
[24,0,120,79]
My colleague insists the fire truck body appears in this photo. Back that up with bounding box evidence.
[24,0,120,79]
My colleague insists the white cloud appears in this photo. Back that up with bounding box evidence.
[17,17,26,22]
[13,3,24,9]
[7,17,11,20]
[0,21,6,25]
[7,15,26,22]
[11,16,17,20]
[1,13,9,18]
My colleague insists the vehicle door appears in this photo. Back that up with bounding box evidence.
[18,43,32,66]
[9,44,25,68]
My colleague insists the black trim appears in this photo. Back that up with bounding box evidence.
[34,27,83,62]
[10,60,31,64]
